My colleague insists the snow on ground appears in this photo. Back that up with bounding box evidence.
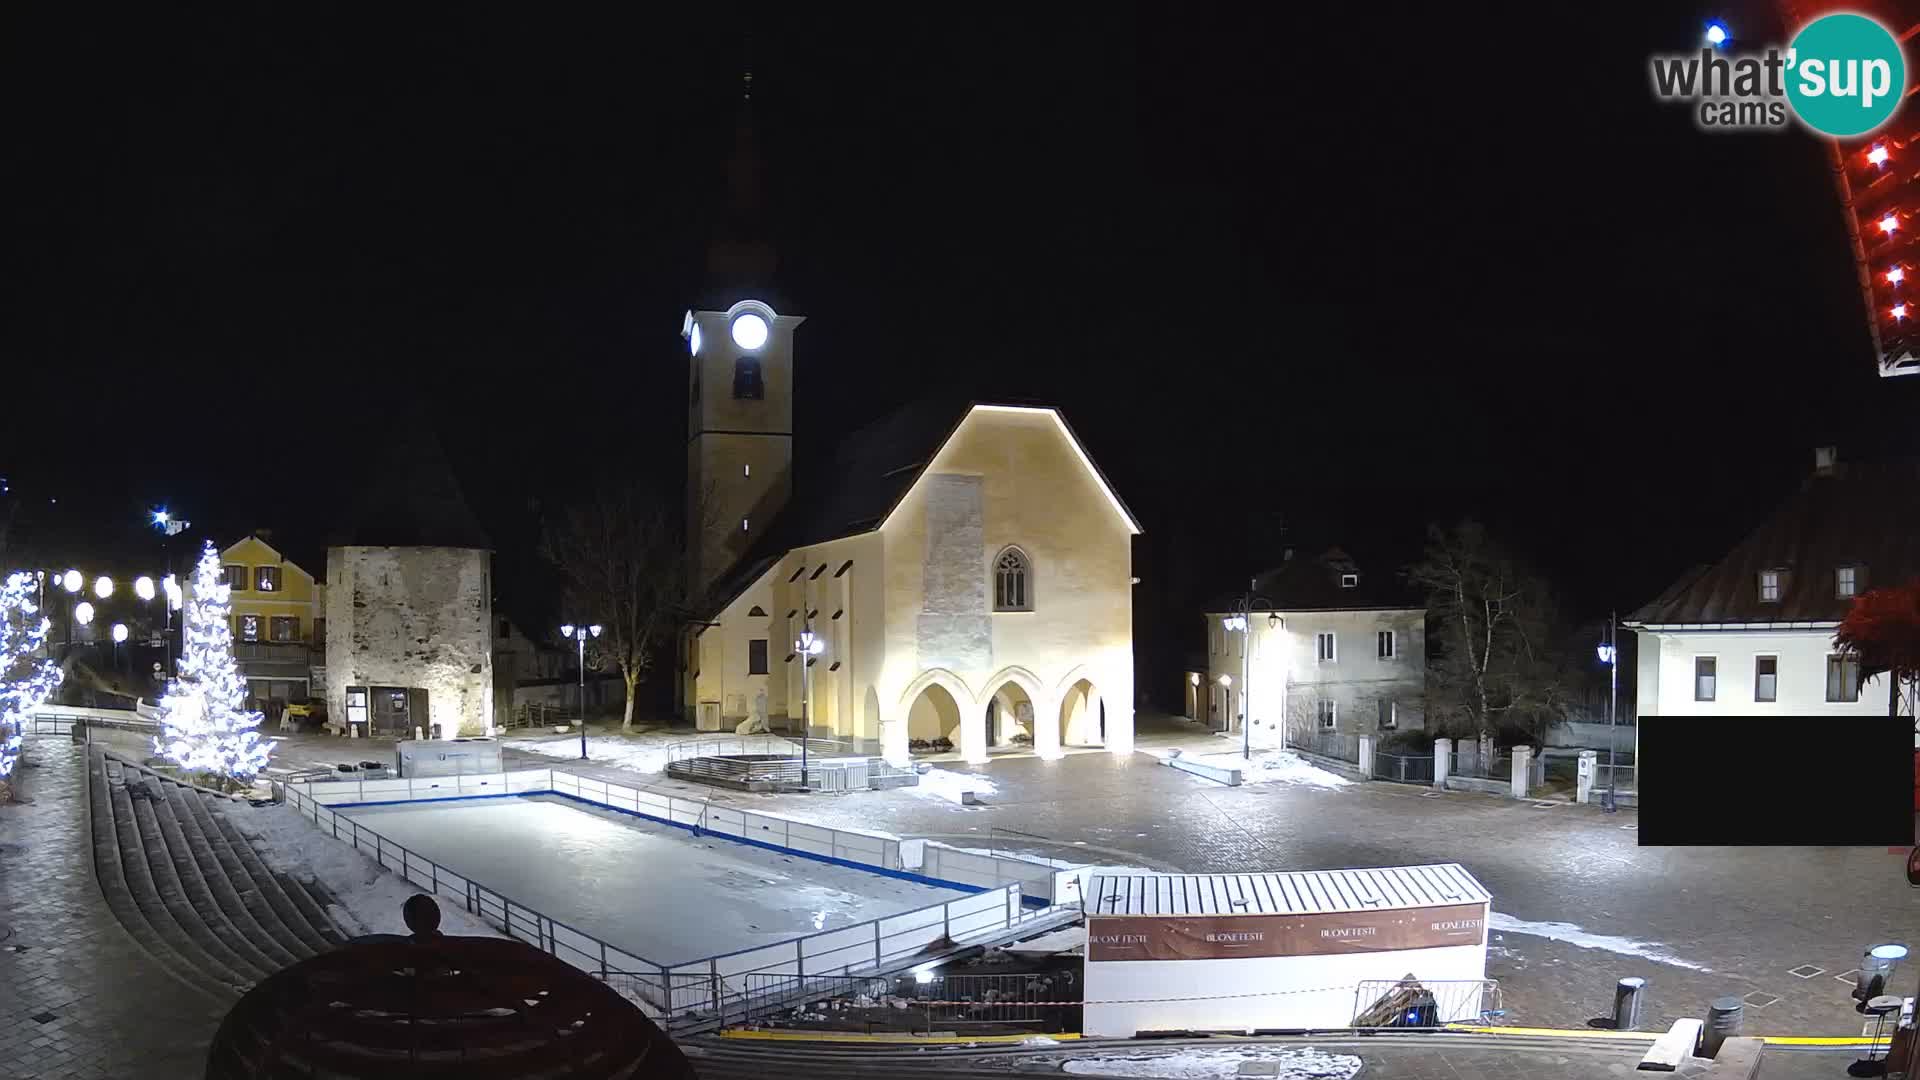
[1061,1047,1361,1079]
[1489,912,1713,972]
[909,767,998,803]
[338,794,970,965]
[1147,748,1352,789]
[499,729,800,775]
[214,800,502,939]
[1055,865,1163,906]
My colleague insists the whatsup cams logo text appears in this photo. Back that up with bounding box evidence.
[1650,14,1906,136]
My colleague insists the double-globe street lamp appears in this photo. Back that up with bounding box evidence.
[560,623,602,761]
[795,625,825,789]
[1221,577,1279,760]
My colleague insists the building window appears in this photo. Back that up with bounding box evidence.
[1377,699,1396,729]
[1694,656,1716,701]
[993,547,1033,611]
[1836,565,1858,599]
[732,356,764,399]
[1377,630,1395,659]
[1827,654,1861,702]
[237,614,261,643]
[270,616,298,643]
[314,618,326,647]
[1754,655,1777,702]
[255,566,281,592]
[1315,631,1336,663]
[1316,699,1337,730]
[1758,570,1781,602]
[748,639,769,675]
[223,565,247,591]
[1340,573,1358,588]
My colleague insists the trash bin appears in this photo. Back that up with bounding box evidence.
[1857,944,1908,1001]
[1614,977,1647,1030]
[1702,996,1743,1057]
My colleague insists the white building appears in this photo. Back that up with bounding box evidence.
[1625,451,1919,732]
[1195,547,1426,747]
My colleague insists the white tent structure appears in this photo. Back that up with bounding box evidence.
[1081,864,1492,1036]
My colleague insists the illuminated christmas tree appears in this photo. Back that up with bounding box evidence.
[153,541,271,780]
[0,571,62,795]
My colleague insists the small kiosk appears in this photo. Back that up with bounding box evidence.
[1081,863,1492,1036]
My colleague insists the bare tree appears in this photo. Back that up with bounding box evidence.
[541,479,699,731]
[1406,520,1574,743]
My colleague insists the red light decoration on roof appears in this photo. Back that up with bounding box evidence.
[1893,303,1908,320]
[1889,266,1906,284]
[1869,144,1891,166]
[1881,213,1901,234]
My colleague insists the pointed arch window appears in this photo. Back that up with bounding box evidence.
[993,547,1033,612]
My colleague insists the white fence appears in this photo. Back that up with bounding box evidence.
[277,764,1075,1029]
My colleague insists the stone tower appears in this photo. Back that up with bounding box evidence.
[324,431,495,739]
[684,70,803,602]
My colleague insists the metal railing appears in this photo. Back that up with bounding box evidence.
[1292,729,1360,764]
[1352,978,1503,1027]
[1450,746,1511,780]
[506,702,576,730]
[1373,750,1435,785]
[25,708,159,736]
[1595,762,1637,792]
[273,764,1076,1031]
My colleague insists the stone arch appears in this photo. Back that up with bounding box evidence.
[1055,666,1106,749]
[980,665,1045,752]
[904,682,965,750]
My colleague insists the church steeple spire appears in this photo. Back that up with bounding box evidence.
[705,49,777,297]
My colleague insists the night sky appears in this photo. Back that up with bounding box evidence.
[8,2,1919,702]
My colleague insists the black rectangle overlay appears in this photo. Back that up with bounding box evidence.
[1637,716,1914,846]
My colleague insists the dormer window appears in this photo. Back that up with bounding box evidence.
[1758,570,1781,603]
[1836,565,1860,599]
[1340,573,1359,588]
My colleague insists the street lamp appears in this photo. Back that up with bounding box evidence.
[795,625,826,789]
[74,601,94,626]
[60,570,81,594]
[151,509,189,678]
[93,575,113,599]
[1596,611,1619,814]
[134,576,155,602]
[560,624,602,760]
[112,622,128,677]
[1223,578,1279,760]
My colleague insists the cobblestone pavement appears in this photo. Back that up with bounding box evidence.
[90,721,1920,1041]
[0,738,226,1079]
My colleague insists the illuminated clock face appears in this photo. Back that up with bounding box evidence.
[689,323,702,355]
[730,312,769,350]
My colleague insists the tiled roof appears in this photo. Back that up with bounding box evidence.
[1628,460,1920,626]
[328,431,493,551]
[1205,546,1424,614]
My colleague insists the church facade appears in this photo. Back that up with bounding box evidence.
[677,303,1140,766]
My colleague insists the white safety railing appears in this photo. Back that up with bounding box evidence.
[275,764,1078,1030]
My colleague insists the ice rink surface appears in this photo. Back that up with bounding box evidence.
[340,794,970,964]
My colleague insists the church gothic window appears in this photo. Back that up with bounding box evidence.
[732,355,764,399]
[993,547,1033,612]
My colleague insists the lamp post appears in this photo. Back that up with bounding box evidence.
[152,510,189,677]
[1596,612,1619,814]
[795,624,825,789]
[1222,578,1278,759]
[560,623,602,761]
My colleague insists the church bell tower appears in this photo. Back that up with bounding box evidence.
[684,69,801,603]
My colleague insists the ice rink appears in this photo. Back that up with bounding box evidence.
[340,794,971,964]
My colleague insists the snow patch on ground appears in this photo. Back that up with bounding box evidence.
[1054,865,1162,906]
[500,729,799,775]
[214,800,503,939]
[1149,748,1352,789]
[1021,1035,1061,1047]
[1489,912,1713,972]
[1061,1047,1362,1079]
[910,767,997,803]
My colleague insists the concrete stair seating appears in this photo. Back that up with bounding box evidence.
[173,773,345,956]
[87,754,239,1003]
[86,749,350,1001]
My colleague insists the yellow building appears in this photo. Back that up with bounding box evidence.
[212,534,326,719]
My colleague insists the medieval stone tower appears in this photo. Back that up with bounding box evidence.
[325,432,495,738]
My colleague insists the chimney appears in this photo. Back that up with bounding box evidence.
[1813,446,1837,475]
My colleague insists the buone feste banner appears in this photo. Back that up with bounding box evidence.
[1085,903,1487,962]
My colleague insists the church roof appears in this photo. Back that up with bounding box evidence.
[700,398,1139,616]
[1626,457,1920,627]
[328,429,493,551]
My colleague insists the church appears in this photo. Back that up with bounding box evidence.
[676,79,1140,768]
